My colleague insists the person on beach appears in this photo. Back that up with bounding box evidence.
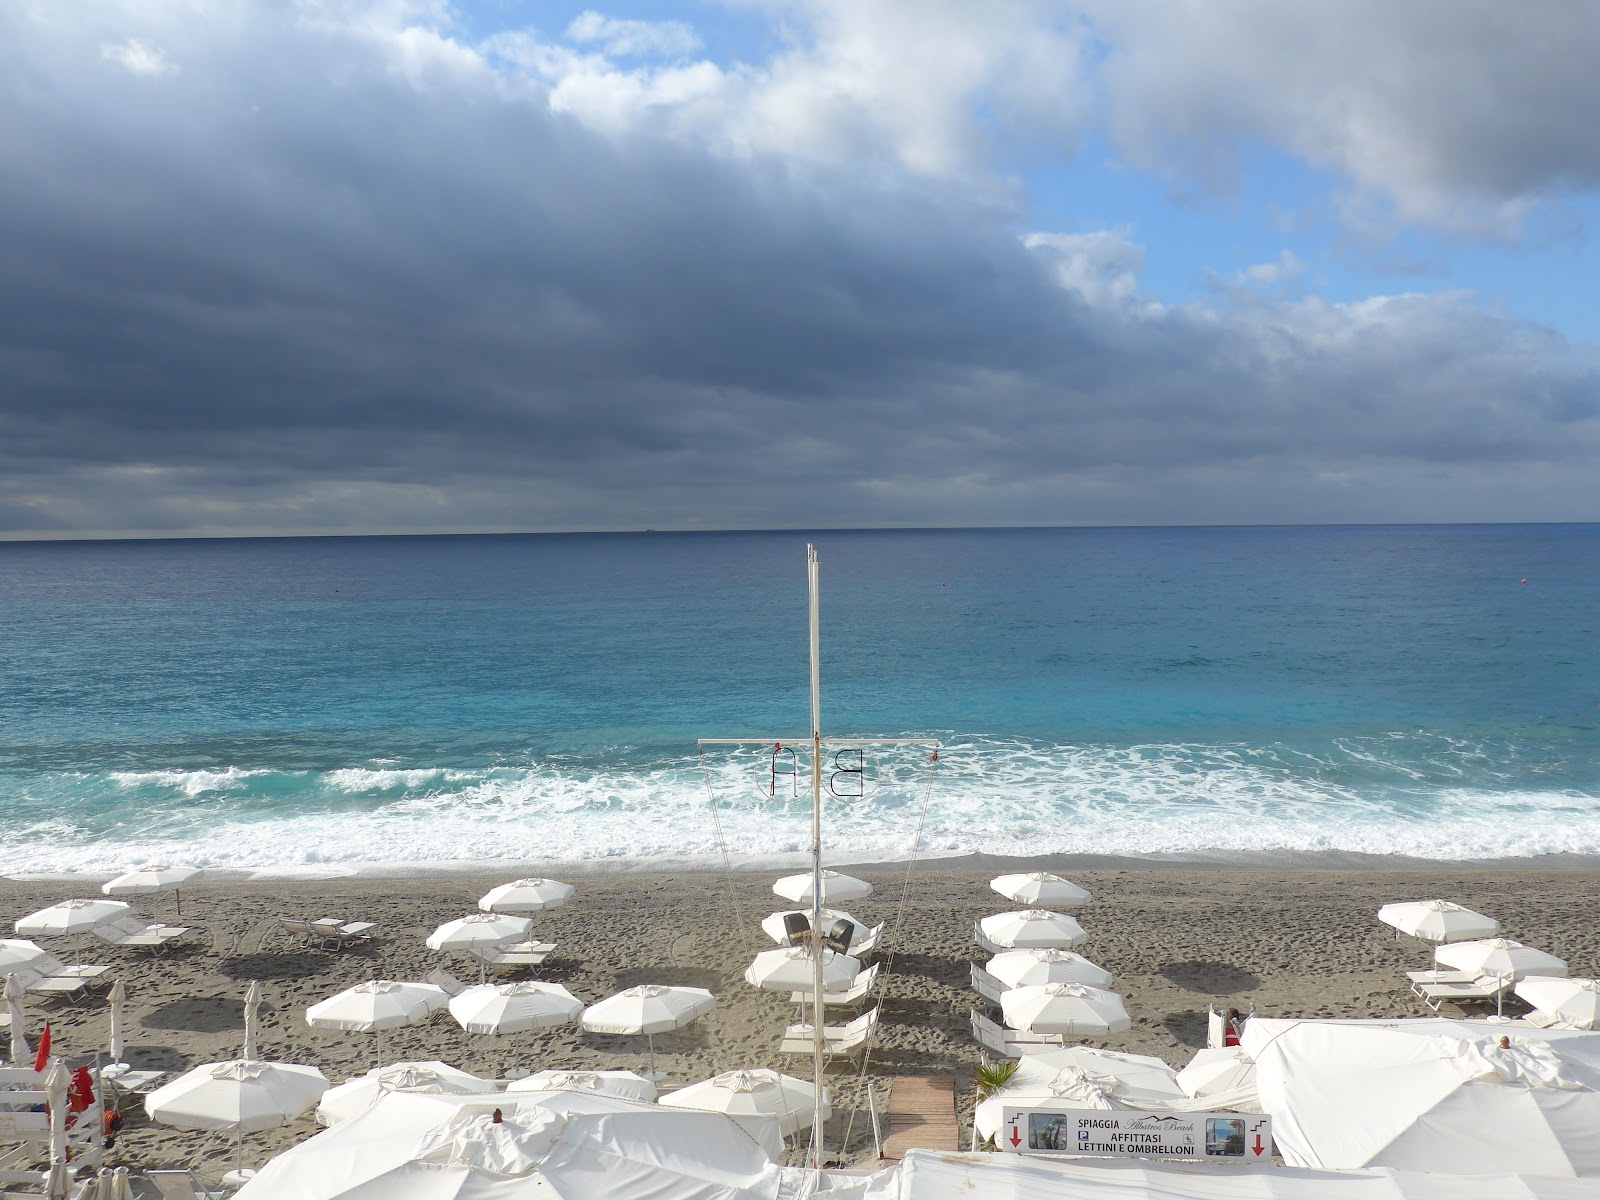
[1224,1008,1244,1047]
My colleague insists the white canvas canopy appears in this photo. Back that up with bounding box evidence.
[989,872,1091,910]
[235,1091,785,1199]
[987,949,1112,990]
[1518,979,1600,1030]
[978,910,1087,950]
[773,870,872,906]
[478,878,575,914]
[1177,1046,1258,1102]
[1378,900,1499,944]
[661,1068,828,1139]
[1243,1017,1600,1176]
[507,1070,657,1103]
[317,1062,496,1126]
[1012,1046,1182,1096]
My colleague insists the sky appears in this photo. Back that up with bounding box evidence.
[2,0,1598,538]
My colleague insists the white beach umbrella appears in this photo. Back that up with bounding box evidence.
[316,1062,496,1126]
[0,940,49,976]
[979,909,1088,950]
[103,865,203,919]
[1378,900,1499,944]
[773,870,873,906]
[743,945,861,992]
[1014,1046,1183,1097]
[307,980,448,1061]
[760,908,872,948]
[581,985,715,1078]
[478,878,575,915]
[6,973,28,1064]
[1001,983,1131,1036]
[426,912,532,953]
[974,1067,1137,1140]
[507,1069,657,1103]
[243,980,262,1062]
[146,1058,329,1133]
[1515,977,1600,1030]
[1177,1046,1258,1099]
[15,898,131,938]
[987,948,1113,990]
[1434,938,1568,982]
[448,981,581,1035]
[990,872,1092,910]
[661,1068,829,1139]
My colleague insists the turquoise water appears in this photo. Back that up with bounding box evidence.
[2,526,1597,871]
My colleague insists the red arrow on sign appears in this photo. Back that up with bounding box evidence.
[1252,1134,1265,1157]
[1009,1127,1022,1148]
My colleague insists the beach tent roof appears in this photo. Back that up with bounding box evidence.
[869,1147,1600,1199]
[1242,1017,1600,1177]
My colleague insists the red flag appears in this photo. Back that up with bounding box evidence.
[32,1023,51,1073]
[68,1066,95,1114]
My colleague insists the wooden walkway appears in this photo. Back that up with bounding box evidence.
[881,1075,959,1162]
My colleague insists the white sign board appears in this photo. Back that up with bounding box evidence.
[1001,1107,1272,1163]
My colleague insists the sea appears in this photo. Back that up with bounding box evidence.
[1,525,1597,876]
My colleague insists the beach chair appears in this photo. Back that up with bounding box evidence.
[970,964,1007,1008]
[782,913,811,947]
[1407,968,1476,996]
[467,941,556,971]
[852,922,885,958]
[778,1007,879,1061]
[30,949,112,982]
[969,1010,1063,1058]
[147,1169,226,1200]
[425,968,468,997]
[93,916,189,953]
[973,921,1004,956]
[789,962,880,1011]
[1417,974,1513,1012]
[318,920,378,951]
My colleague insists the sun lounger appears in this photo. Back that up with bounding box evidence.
[148,1169,227,1200]
[973,921,1004,956]
[1417,974,1512,1012]
[970,964,1008,1008]
[1407,968,1477,996]
[466,941,556,969]
[852,922,885,958]
[425,968,468,997]
[93,915,189,953]
[279,917,377,951]
[970,1009,1063,1058]
[778,1006,879,1060]
[789,962,881,1009]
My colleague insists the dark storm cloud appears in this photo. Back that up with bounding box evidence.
[0,3,1597,536]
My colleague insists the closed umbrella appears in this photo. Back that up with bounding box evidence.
[478,878,575,915]
[316,1062,495,1126]
[744,946,861,993]
[448,982,581,1035]
[243,981,262,1062]
[306,980,447,1062]
[507,1069,657,1103]
[108,978,126,1067]
[760,909,871,948]
[987,948,1112,990]
[1434,938,1567,982]
[1378,900,1498,945]
[102,866,203,920]
[979,909,1088,950]
[581,985,715,1079]
[16,899,131,938]
[1515,977,1600,1030]
[6,973,28,1065]
[661,1068,828,1139]
[990,872,1092,910]
[773,870,872,906]
[1001,982,1130,1036]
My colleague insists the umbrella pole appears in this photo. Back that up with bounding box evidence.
[175,889,181,921]
[647,1033,656,1080]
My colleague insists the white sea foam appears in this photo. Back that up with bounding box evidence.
[10,734,1599,873]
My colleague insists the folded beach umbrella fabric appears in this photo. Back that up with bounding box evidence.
[979,909,1088,950]
[987,948,1112,990]
[507,1069,658,1103]
[6,972,28,1064]
[990,872,1092,910]
[1515,978,1600,1029]
[477,878,575,915]
[760,908,871,947]
[1378,900,1499,944]
[660,1068,828,1138]
[772,870,872,905]
[448,981,581,1035]
[1434,938,1567,982]
[1001,983,1131,1036]
[317,1062,496,1126]
[426,912,532,952]
[744,945,861,992]
[1014,1046,1183,1097]
[16,898,132,937]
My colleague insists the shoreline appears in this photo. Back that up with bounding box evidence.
[8,846,1600,885]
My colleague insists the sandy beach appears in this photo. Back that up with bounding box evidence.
[6,858,1598,1182]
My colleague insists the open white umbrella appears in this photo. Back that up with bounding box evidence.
[1378,900,1499,944]
[743,945,861,993]
[760,908,872,948]
[427,912,531,952]
[990,872,1092,910]
[979,909,1088,950]
[6,973,28,1064]
[307,980,447,1061]
[0,940,50,976]
[146,1058,329,1170]
[581,985,715,1079]
[1515,977,1600,1029]
[987,948,1112,990]
[773,870,872,906]
[507,1069,657,1103]
[15,899,131,938]
[103,866,203,920]
[316,1062,496,1126]
[1434,938,1567,982]
[1001,982,1130,1036]
[448,982,581,1035]
[661,1068,828,1139]
[1177,1046,1257,1097]
[1014,1046,1182,1096]
[478,878,575,915]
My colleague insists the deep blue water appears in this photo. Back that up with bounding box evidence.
[2,525,1597,871]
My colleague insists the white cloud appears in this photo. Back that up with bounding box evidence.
[565,11,701,59]
[100,37,176,78]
